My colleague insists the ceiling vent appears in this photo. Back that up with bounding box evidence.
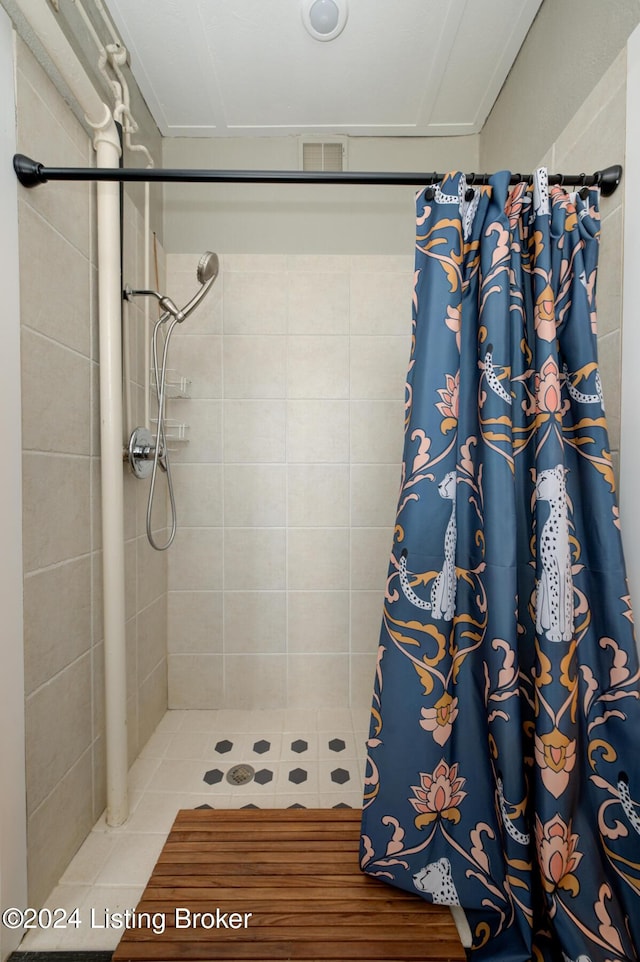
[300,139,346,172]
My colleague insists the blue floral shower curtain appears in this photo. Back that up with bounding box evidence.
[360,170,640,962]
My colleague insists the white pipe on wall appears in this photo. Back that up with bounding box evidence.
[95,125,129,827]
[13,0,129,826]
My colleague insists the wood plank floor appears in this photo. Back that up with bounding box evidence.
[112,809,466,962]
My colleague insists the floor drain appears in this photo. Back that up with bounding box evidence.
[226,763,255,785]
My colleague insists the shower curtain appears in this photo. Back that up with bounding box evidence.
[360,170,640,962]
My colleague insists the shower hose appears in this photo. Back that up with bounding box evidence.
[146,311,180,550]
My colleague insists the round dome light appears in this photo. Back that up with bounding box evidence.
[302,0,348,41]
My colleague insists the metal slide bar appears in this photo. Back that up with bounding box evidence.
[13,153,623,196]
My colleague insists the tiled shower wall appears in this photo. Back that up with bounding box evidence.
[16,37,167,906]
[165,253,413,710]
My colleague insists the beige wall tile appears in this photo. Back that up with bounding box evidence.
[288,272,349,334]
[137,596,168,684]
[27,752,93,907]
[350,254,413,273]
[92,641,105,744]
[223,335,286,398]
[350,335,410,399]
[16,82,90,258]
[350,652,378,709]
[138,660,168,749]
[168,591,223,653]
[224,528,286,590]
[224,591,286,653]
[224,254,287,273]
[168,400,222,463]
[224,655,286,709]
[288,528,349,590]
[18,201,90,356]
[21,330,91,455]
[288,464,349,527]
[598,329,622,450]
[350,400,404,463]
[351,528,393,590]
[351,591,384,653]
[165,333,222,398]
[23,557,91,695]
[170,463,223,526]
[224,400,286,462]
[287,336,349,398]
[224,464,287,526]
[287,254,350,274]
[92,734,107,823]
[287,400,349,462]
[351,464,400,527]
[25,654,92,815]
[597,204,623,337]
[137,534,168,607]
[168,654,224,709]
[22,453,91,572]
[287,654,349,709]
[350,272,412,335]
[168,527,223,590]
[287,591,349,653]
[223,272,287,334]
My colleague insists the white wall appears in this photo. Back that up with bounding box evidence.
[481,0,640,172]
[0,9,28,959]
[162,134,479,254]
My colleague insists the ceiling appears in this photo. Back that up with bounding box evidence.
[104,0,543,139]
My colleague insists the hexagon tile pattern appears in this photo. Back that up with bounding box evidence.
[289,767,308,785]
[254,769,274,785]
[204,768,224,785]
[331,768,350,785]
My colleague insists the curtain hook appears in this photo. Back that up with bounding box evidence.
[465,172,475,201]
[594,170,603,188]
[578,173,588,199]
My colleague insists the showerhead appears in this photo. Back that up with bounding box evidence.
[124,251,219,324]
[197,251,219,286]
[179,251,219,321]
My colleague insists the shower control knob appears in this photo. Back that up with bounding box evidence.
[126,426,160,479]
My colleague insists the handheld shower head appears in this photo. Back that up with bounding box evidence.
[197,251,219,285]
[179,251,219,320]
[124,251,218,325]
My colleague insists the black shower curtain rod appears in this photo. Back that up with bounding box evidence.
[12,154,623,197]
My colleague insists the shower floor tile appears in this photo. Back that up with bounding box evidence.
[19,708,367,953]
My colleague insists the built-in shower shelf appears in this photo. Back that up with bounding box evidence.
[150,418,190,445]
[151,369,191,398]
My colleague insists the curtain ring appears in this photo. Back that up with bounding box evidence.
[468,172,476,186]
[578,173,588,199]
[594,170,602,188]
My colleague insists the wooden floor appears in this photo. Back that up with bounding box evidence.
[112,808,466,962]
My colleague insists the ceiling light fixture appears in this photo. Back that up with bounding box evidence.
[301,0,348,42]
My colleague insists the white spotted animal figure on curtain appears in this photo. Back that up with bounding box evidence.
[617,773,640,836]
[535,465,574,642]
[413,858,460,905]
[483,344,512,404]
[399,471,457,621]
